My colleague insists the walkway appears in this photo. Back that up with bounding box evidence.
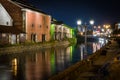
[49,40,120,80]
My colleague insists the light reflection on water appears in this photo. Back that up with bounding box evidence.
[0,66,12,80]
[0,38,106,80]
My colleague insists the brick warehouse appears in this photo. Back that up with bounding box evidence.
[0,0,51,45]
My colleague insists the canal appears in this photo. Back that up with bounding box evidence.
[0,38,107,80]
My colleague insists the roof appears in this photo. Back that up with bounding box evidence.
[0,25,25,34]
[51,20,74,29]
[11,0,48,15]
[51,21,63,25]
[63,24,73,29]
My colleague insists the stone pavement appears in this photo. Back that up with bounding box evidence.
[49,40,120,80]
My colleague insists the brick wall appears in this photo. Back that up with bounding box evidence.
[26,10,51,42]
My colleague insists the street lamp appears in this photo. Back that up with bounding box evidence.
[77,19,94,54]
[77,20,82,25]
[89,20,94,25]
[77,20,82,33]
[85,19,95,44]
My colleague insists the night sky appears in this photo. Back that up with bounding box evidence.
[26,0,120,27]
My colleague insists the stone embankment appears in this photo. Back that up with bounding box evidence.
[49,40,120,80]
[0,41,70,55]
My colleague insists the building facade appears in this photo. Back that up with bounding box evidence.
[23,9,51,42]
[51,20,74,41]
[0,0,51,45]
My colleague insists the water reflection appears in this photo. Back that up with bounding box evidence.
[12,58,18,76]
[78,38,107,60]
[79,44,85,60]
[0,55,12,80]
[0,68,12,80]
[0,38,107,80]
[93,43,100,53]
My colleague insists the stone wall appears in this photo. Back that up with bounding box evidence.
[0,41,70,54]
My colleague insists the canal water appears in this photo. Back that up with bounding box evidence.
[0,38,107,80]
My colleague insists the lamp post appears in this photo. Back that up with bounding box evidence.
[77,20,82,33]
[77,19,94,54]
[77,20,82,26]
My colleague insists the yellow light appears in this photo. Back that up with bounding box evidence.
[80,32,83,35]
[103,24,111,29]
[12,58,18,76]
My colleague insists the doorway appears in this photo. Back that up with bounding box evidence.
[31,34,36,42]
[42,34,45,42]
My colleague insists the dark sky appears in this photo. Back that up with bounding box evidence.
[27,0,120,27]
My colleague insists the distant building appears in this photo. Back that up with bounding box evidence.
[51,20,74,41]
[0,0,51,45]
[115,23,120,30]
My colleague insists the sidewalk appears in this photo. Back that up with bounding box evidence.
[75,40,120,80]
[49,40,120,80]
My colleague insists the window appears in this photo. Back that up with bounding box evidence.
[2,34,6,37]
[43,16,45,25]
[46,26,48,28]
[32,24,34,27]
[39,25,41,28]
[6,22,8,25]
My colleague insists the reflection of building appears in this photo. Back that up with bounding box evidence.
[66,46,72,63]
[0,68,12,80]
[55,47,65,71]
[54,45,72,71]
[12,58,18,76]
[0,0,51,45]
[93,43,100,53]
[79,44,86,60]
[25,50,51,80]
[98,38,106,46]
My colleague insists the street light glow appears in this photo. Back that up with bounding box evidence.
[98,26,101,28]
[89,20,94,25]
[77,20,82,25]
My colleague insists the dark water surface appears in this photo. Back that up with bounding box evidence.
[0,38,106,80]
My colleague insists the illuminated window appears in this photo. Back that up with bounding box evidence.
[118,23,120,29]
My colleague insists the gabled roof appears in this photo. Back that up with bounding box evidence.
[0,25,25,34]
[51,21,63,25]
[11,0,48,15]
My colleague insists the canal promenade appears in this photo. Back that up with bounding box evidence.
[49,40,120,80]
